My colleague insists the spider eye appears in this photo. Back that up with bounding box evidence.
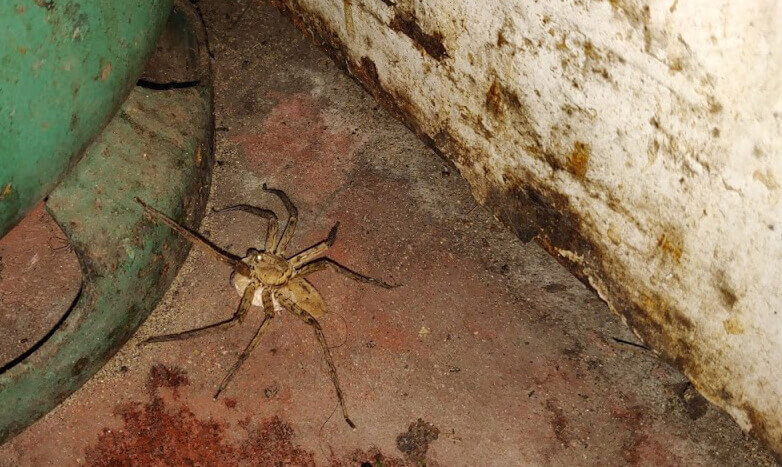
[256,254,263,261]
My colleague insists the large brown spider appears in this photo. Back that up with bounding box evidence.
[135,184,394,428]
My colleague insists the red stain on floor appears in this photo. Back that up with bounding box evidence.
[610,405,687,466]
[84,365,367,466]
[86,400,235,466]
[145,363,189,399]
[232,94,363,205]
[85,365,236,466]
[239,416,315,466]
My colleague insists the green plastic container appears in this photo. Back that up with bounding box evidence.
[0,0,173,238]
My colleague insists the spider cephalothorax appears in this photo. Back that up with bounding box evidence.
[246,250,294,286]
[136,184,394,428]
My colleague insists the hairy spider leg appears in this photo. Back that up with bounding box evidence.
[288,222,339,268]
[214,287,276,399]
[212,204,279,252]
[295,257,395,289]
[135,197,251,277]
[262,183,298,254]
[276,293,356,429]
[139,282,258,346]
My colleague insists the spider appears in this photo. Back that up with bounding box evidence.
[135,184,395,428]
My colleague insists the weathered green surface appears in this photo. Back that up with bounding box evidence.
[0,0,173,239]
[0,82,213,443]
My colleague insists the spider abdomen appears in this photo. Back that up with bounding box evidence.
[231,269,326,318]
[275,277,327,318]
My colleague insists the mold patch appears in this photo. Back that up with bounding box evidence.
[396,418,440,463]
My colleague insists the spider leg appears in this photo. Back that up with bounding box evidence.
[136,198,251,277]
[262,183,298,254]
[287,222,339,268]
[275,293,356,429]
[294,257,396,289]
[214,287,275,399]
[213,204,279,252]
[139,282,258,346]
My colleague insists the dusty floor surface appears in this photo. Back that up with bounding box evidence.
[0,1,778,465]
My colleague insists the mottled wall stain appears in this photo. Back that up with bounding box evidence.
[753,169,779,191]
[656,228,684,263]
[485,79,505,117]
[723,316,745,335]
[567,141,590,179]
[343,0,354,38]
[390,11,447,61]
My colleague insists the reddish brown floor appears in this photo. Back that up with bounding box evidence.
[0,1,777,465]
